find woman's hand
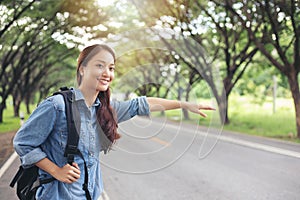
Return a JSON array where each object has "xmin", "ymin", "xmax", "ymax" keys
[
  {"xmin": 36, "ymin": 158, "xmax": 81, "ymax": 184},
  {"xmin": 53, "ymin": 162, "xmax": 81, "ymax": 184},
  {"xmin": 182, "ymin": 102, "xmax": 215, "ymax": 117}
]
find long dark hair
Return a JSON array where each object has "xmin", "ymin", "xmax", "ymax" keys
[{"xmin": 77, "ymin": 44, "xmax": 120, "ymax": 143}]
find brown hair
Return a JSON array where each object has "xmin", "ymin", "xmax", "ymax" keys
[{"xmin": 77, "ymin": 44, "xmax": 120, "ymax": 143}]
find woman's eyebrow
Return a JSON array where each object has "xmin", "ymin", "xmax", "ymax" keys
[
  {"xmin": 95, "ymin": 59, "xmax": 115, "ymax": 65},
  {"xmin": 95, "ymin": 59, "xmax": 106, "ymax": 63}
]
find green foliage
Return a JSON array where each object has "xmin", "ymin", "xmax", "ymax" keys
[
  {"xmin": 192, "ymin": 81, "xmax": 213, "ymax": 99},
  {"xmin": 233, "ymin": 54, "xmax": 291, "ymax": 100}
]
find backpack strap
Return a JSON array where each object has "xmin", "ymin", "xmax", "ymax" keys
[
  {"xmin": 54, "ymin": 87, "xmax": 92, "ymax": 200},
  {"xmin": 54, "ymin": 88, "xmax": 80, "ymax": 164},
  {"xmin": 9, "ymin": 166, "xmax": 25, "ymax": 188}
]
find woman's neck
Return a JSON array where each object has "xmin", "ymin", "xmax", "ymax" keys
[{"xmin": 78, "ymin": 86, "xmax": 98, "ymax": 107}]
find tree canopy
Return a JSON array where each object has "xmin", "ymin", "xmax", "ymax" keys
[{"xmin": 0, "ymin": 0, "xmax": 299, "ymax": 138}]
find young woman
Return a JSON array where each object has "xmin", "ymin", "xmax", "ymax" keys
[{"xmin": 13, "ymin": 44, "xmax": 215, "ymax": 200}]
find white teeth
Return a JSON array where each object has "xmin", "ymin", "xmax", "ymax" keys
[
  {"xmin": 97, "ymin": 77, "xmax": 109, "ymax": 82},
  {"xmin": 98, "ymin": 79, "xmax": 109, "ymax": 85}
]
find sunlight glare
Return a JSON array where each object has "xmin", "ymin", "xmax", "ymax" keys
[{"xmin": 97, "ymin": 0, "xmax": 115, "ymax": 7}]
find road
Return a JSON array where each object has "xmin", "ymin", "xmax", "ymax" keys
[
  {"xmin": 101, "ymin": 117, "xmax": 300, "ymax": 200},
  {"xmin": 1, "ymin": 116, "xmax": 300, "ymax": 200}
]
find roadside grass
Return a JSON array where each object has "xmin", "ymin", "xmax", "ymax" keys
[
  {"xmin": 226, "ymin": 95, "xmax": 296, "ymax": 141},
  {"xmin": 0, "ymin": 95, "xmax": 298, "ymax": 143},
  {"xmin": 152, "ymin": 95, "xmax": 299, "ymax": 143},
  {"xmin": 0, "ymin": 115, "xmax": 20, "ymax": 133},
  {"xmin": 0, "ymin": 102, "xmax": 32, "ymax": 134}
]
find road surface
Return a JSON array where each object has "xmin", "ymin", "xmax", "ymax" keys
[{"xmin": 1, "ymin": 116, "xmax": 300, "ymax": 200}]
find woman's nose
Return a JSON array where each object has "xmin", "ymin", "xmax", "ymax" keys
[{"xmin": 102, "ymin": 66, "xmax": 110, "ymax": 76}]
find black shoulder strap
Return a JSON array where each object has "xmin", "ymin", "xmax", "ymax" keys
[
  {"xmin": 54, "ymin": 87, "xmax": 91, "ymax": 200},
  {"xmin": 54, "ymin": 87, "xmax": 79, "ymax": 164}
]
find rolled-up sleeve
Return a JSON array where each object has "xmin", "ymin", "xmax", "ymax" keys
[
  {"xmin": 111, "ymin": 96, "xmax": 150, "ymax": 123},
  {"xmin": 13, "ymin": 99, "xmax": 57, "ymax": 168}
]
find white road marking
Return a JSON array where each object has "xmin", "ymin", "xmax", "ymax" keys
[
  {"xmin": 98, "ymin": 190, "xmax": 110, "ymax": 200},
  {"xmin": 0, "ymin": 151, "xmax": 18, "ymax": 179},
  {"xmin": 142, "ymin": 117, "xmax": 300, "ymax": 159},
  {"xmin": 102, "ymin": 190, "xmax": 110, "ymax": 200},
  {"xmin": 2, "ymin": 117, "xmax": 299, "ymax": 200},
  {"xmin": 217, "ymin": 135, "xmax": 300, "ymax": 159},
  {"xmin": 1, "ymin": 151, "xmax": 111, "ymax": 200}
]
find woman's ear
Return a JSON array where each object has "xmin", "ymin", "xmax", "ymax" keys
[{"xmin": 79, "ymin": 65, "xmax": 84, "ymax": 76}]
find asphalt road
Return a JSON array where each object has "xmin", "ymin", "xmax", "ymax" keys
[
  {"xmin": 101, "ymin": 117, "xmax": 300, "ymax": 200},
  {"xmin": 1, "ymin": 116, "xmax": 300, "ymax": 200}
]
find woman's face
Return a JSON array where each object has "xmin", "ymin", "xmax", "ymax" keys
[{"xmin": 79, "ymin": 50, "xmax": 115, "ymax": 92}]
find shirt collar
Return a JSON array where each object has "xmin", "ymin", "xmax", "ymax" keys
[{"xmin": 72, "ymin": 88, "xmax": 101, "ymax": 107}]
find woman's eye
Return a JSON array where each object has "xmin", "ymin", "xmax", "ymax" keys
[
  {"xmin": 97, "ymin": 64, "xmax": 104, "ymax": 68},
  {"xmin": 109, "ymin": 67, "xmax": 115, "ymax": 72}
]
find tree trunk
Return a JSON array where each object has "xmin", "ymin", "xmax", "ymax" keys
[
  {"xmin": 224, "ymin": 93, "xmax": 230, "ymax": 125},
  {"xmin": 183, "ymin": 84, "xmax": 191, "ymax": 120},
  {"xmin": 26, "ymin": 102, "xmax": 31, "ymax": 115},
  {"xmin": 13, "ymin": 93, "xmax": 22, "ymax": 117},
  {"xmin": 287, "ymin": 71, "xmax": 300, "ymax": 138},
  {"xmin": 0, "ymin": 101, "xmax": 6, "ymax": 123},
  {"xmin": 208, "ymin": 78, "xmax": 229, "ymax": 125},
  {"xmin": 182, "ymin": 108, "xmax": 189, "ymax": 120},
  {"xmin": 215, "ymin": 91, "xmax": 229, "ymax": 125},
  {"xmin": 14, "ymin": 99, "xmax": 21, "ymax": 117},
  {"xmin": 219, "ymin": 101, "xmax": 229, "ymax": 125},
  {"xmin": 25, "ymin": 95, "xmax": 31, "ymax": 114}
]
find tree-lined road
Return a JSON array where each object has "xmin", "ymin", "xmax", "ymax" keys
[
  {"xmin": 1, "ymin": 117, "xmax": 300, "ymax": 200},
  {"xmin": 101, "ymin": 117, "xmax": 300, "ymax": 200}
]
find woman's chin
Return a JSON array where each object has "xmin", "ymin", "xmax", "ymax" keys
[{"xmin": 96, "ymin": 85, "xmax": 109, "ymax": 92}]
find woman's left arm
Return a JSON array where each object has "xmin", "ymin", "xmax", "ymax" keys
[{"xmin": 146, "ymin": 97, "xmax": 215, "ymax": 117}]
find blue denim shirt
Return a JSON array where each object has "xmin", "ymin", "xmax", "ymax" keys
[{"xmin": 13, "ymin": 88, "xmax": 150, "ymax": 200}]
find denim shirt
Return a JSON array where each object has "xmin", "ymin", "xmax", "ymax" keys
[{"xmin": 13, "ymin": 88, "xmax": 150, "ymax": 200}]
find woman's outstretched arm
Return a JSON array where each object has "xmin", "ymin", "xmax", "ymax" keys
[{"xmin": 146, "ymin": 97, "xmax": 215, "ymax": 117}]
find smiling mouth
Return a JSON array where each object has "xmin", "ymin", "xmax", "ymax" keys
[{"xmin": 97, "ymin": 78, "xmax": 110, "ymax": 85}]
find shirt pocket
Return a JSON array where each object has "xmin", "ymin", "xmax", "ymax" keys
[
  {"xmin": 58, "ymin": 130, "xmax": 68, "ymax": 151},
  {"xmin": 55, "ymin": 109, "xmax": 68, "ymax": 151}
]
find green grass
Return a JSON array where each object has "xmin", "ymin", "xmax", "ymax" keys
[
  {"xmin": 226, "ymin": 95, "xmax": 296, "ymax": 140},
  {"xmin": 152, "ymin": 95, "xmax": 299, "ymax": 143},
  {"xmin": 225, "ymin": 112, "xmax": 295, "ymax": 136},
  {"xmin": 0, "ymin": 102, "xmax": 32, "ymax": 134},
  {"xmin": 0, "ymin": 115, "xmax": 21, "ymax": 133}
]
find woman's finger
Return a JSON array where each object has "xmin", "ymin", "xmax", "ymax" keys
[
  {"xmin": 199, "ymin": 111, "xmax": 207, "ymax": 117},
  {"xmin": 199, "ymin": 104, "xmax": 216, "ymax": 110}
]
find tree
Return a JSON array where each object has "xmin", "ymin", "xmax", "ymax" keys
[
  {"xmin": 221, "ymin": 0, "xmax": 300, "ymax": 138},
  {"xmin": 0, "ymin": 0, "xmax": 72, "ymax": 121},
  {"xmin": 115, "ymin": 47, "xmax": 179, "ymax": 99},
  {"xmin": 194, "ymin": 1, "xmax": 259, "ymax": 124},
  {"xmin": 0, "ymin": 0, "xmax": 37, "ymax": 38},
  {"xmin": 0, "ymin": 0, "xmax": 112, "ymax": 121},
  {"xmin": 129, "ymin": 0, "xmax": 260, "ymax": 124}
]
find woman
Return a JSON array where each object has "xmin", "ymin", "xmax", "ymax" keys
[{"xmin": 13, "ymin": 44, "xmax": 215, "ymax": 200}]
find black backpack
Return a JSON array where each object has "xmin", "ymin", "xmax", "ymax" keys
[{"xmin": 10, "ymin": 87, "xmax": 92, "ymax": 200}]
